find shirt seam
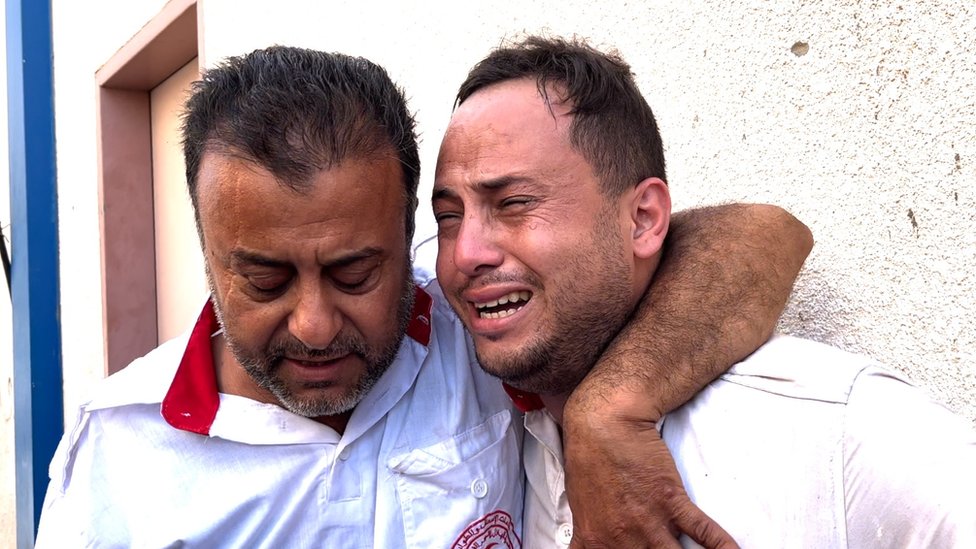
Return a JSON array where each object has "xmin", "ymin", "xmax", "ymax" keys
[{"xmin": 840, "ymin": 364, "xmax": 874, "ymax": 546}]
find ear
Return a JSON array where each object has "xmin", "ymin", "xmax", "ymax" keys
[{"xmin": 629, "ymin": 177, "xmax": 671, "ymax": 259}]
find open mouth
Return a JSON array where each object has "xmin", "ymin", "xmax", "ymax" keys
[{"xmin": 474, "ymin": 291, "xmax": 532, "ymax": 319}]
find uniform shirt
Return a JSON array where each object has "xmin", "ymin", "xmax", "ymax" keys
[
  {"xmin": 518, "ymin": 335, "xmax": 976, "ymax": 548},
  {"xmin": 36, "ymin": 281, "xmax": 525, "ymax": 549}
]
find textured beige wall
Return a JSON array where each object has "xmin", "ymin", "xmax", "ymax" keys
[{"xmin": 201, "ymin": 0, "xmax": 976, "ymax": 424}]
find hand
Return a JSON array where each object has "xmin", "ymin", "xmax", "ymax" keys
[{"xmin": 562, "ymin": 390, "xmax": 739, "ymax": 549}]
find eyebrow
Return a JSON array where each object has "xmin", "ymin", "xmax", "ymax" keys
[
  {"xmin": 230, "ymin": 250, "xmax": 287, "ymax": 269},
  {"xmin": 230, "ymin": 247, "xmax": 384, "ymax": 269},
  {"xmin": 432, "ymin": 175, "xmax": 530, "ymax": 202}
]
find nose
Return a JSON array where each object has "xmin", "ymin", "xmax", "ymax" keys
[
  {"xmin": 288, "ymin": 282, "xmax": 342, "ymax": 350},
  {"xmin": 452, "ymin": 214, "xmax": 504, "ymax": 277}
]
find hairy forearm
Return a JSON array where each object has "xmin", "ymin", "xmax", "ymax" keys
[{"xmin": 568, "ymin": 203, "xmax": 813, "ymax": 420}]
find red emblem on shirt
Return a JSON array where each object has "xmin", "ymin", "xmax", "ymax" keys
[{"xmin": 451, "ymin": 510, "xmax": 522, "ymax": 549}]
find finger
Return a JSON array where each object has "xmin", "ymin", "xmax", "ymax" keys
[
  {"xmin": 570, "ymin": 525, "xmax": 687, "ymax": 549},
  {"xmin": 646, "ymin": 532, "xmax": 683, "ymax": 549},
  {"xmin": 569, "ymin": 533, "xmax": 683, "ymax": 549},
  {"xmin": 672, "ymin": 503, "xmax": 739, "ymax": 549}
]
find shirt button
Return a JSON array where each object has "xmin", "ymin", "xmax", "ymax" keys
[
  {"xmin": 338, "ymin": 447, "xmax": 351, "ymax": 461},
  {"xmin": 470, "ymin": 478, "xmax": 489, "ymax": 499},
  {"xmin": 557, "ymin": 523, "xmax": 573, "ymax": 545}
]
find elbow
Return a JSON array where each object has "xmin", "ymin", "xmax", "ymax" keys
[{"xmin": 750, "ymin": 203, "xmax": 814, "ymax": 266}]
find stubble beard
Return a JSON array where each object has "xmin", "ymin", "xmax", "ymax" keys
[{"xmin": 212, "ymin": 268, "xmax": 416, "ymax": 419}]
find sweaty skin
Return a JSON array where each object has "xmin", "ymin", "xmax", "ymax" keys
[{"xmin": 197, "ymin": 151, "xmax": 413, "ymax": 435}]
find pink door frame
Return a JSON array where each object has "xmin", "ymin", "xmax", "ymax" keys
[{"xmin": 95, "ymin": 0, "xmax": 201, "ymax": 374}]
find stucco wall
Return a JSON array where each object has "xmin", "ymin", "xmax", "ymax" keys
[{"xmin": 199, "ymin": 0, "xmax": 976, "ymax": 423}]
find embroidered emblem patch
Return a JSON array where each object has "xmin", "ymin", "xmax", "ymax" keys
[{"xmin": 451, "ymin": 509, "xmax": 522, "ymax": 549}]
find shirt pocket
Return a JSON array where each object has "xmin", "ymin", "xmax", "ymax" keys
[{"xmin": 387, "ymin": 409, "xmax": 523, "ymax": 548}]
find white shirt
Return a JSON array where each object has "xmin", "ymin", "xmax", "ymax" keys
[
  {"xmin": 36, "ymin": 280, "xmax": 525, "ymax": 549},
  {"xmin": 519, "ymin": 335, "xmax": 976, "ymax": 548}
]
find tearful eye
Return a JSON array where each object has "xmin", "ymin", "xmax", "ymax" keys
[
  {"xmin": 500, "ymin": 196, "xmax": 534, "ymax": 208},
  {"xmin": 434, "ymin": 210, "xmax": 462, "ymax": 226}
]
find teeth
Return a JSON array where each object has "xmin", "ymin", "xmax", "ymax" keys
[
  {"xmin": 475, "ymin": 291, "xmax": 532, "ymax": 319},
  {"xmin": 482, "ymin": 307, "xmax": 521, "ymax": 319},
  {"xmin": 475, "ymin": 291, "xmax": 531, "ymax": 310}
]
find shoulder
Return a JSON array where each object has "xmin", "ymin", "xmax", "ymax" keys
[
  {"xmin": 703, "ymin": 336, "xmax": 976, "ymax": 545},
  {"xmin": 83, "ymin": 333, "xmax": 190, "ymax": 411},
  {"xmin": 664, "ymin": 336, "xmax": 976, "ymax": 546},
  {"xmin": 714, "ymin": 334, "xmax": 889, "ymax": 404},
  {"xmin": 842, "ymin": 363, "xmax": 976, "ymax": 545}
]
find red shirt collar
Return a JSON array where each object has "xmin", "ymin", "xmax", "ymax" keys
[
  {"xmin": 502, "ymin": 383, "xmax": 545, "ymax": 412},
  {"xmin": 161, "ymin": 286, "xmax": 434, "ymax": 435}
]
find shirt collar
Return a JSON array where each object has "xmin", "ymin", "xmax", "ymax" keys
[
  {"xmin": 161, "ymin": 286, "xmax": 434, "ymax": 436},
  {"xmin": 503, "ymin": 383, "xmax": 545, "ymax": 412}
]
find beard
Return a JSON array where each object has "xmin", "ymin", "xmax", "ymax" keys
[{"xmin": 213, "ymin": 267, "xmax": 416, "ymax": 418}]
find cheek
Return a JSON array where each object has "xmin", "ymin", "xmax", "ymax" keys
[
  {"xmin": 508, "ymin": 230, "xmax": 558, "ymax": 272},
  {"xmin": 435, "ymin": 242, "xmax": 457, "ymax": 283},
  {"xmin": 347, "ymin": 268, "xmax": 409, "ymax": 341},
  {"xmin": 214, "ymin": 281, "xmax": 286, "ymax": 350},
  {"xmin": 223, "ymin": 306, "xmax": 282, "ymax": 353}
]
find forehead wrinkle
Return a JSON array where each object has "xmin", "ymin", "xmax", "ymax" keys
[
  {"xmin": 437, "ymin": 80, "xmax": 583, "ymax": 202},
  {"xmin": 198, "ymin": 152, "xmax": 252, "ymax": 253}
]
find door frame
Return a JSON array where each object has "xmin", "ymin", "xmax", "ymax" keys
[{"xmin": 96, "ymin": 0, "xmax": 202, "ymax": 374}]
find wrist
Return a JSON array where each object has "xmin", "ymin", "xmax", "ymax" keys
[{"xmin": 564, "ymin": 376, "xmax": 665, "ymax": 429}]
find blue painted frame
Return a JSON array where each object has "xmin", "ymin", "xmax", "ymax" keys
[{"xmin": 6, "ymin": 0, "xmax": 64, "ymax": 541}]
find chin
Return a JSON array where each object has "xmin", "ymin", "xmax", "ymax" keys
[
  {"xmin": 476, "ymin": 353, "xmax": 543, "ymax": 389},
  {"xmin": 282, "ymin": 391, "xmax": 358, "ymax": 418}
]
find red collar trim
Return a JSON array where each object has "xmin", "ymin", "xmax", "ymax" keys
[
  {"xmin": 161, "ymin": 286, "xmax": 434, "ymax": 435},
  {"xmin": 502, "ymin": 383, "xmax": 545, "ymax": 412},
  {"xmin": 405, "ymin": 285, "xmax": 432, "ymax": 346},
  {"xmin": 161, "ymin": 300, "xmax": 221, "ymax": 435}
]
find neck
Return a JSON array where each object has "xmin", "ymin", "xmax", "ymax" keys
[
  {"xmin": 315, "ymin": 411, "xmax": 352, "ymax": 435},
  {"xmin": 539, "ymin": 392, "xmax": 573, "ymax": 425}
]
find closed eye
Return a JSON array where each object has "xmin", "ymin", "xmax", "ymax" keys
[
  {"xmin": 333, "ymin": 272, "xmax": 372, "ymax": 292},
  {"xmin": 434, "ymin": 210, "xmax": 462, "ymax": 225},
  {"xmin": 500, "ymin": 195, "xmax": 534, "ymax": 207},
  {"xmin": 498, "ymin": 195, "xmax": 539, "ymax": 215},
  {"xmin": 329, "ymin": 260, "xmax": 382, "ymax": 294},
  {"xmin": 246, "ymin": 273, "xmax": 291, "ymax": 297}
]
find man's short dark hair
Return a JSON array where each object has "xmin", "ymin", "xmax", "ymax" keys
[
  {"xmin": 182, "ymin": 45, "xmax": 421, "ymax": 241},
  {"xmin": 456, "ymin": 36, "xmax": 665, "ymax": 196}
]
